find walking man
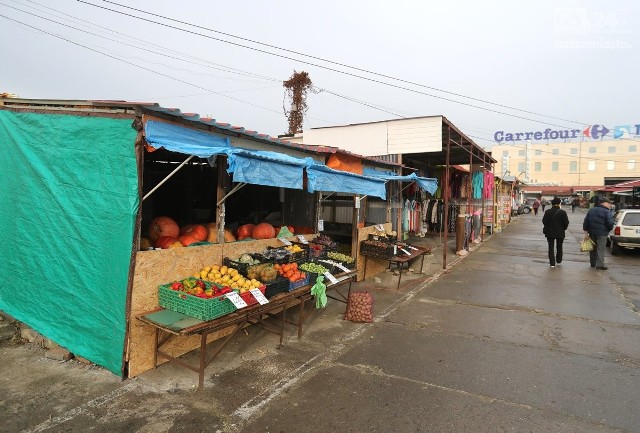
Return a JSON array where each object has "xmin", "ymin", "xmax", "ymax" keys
[
  {"xmin": 583, "ymin": 197, "xmax": 614, "ymax": 270},
  {"xmin": 542, "ymin": 197, "xmax": 569, "ymax": 268},
  {"xmin": 571, "ymin": 197, "xmax": 580, "ymax": 213}
]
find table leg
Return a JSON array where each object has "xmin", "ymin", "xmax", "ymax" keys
[
  {"xmin": 279, "ymin": 307, "xmax": 286, "ymax": 347},
  {"xmin": 298, "ymin": 298, "xmax": 306, "ymax": 339},
  {"xmin": 420, "ymin": 253, "xmax": 425, "ymax": 274},
  {"xmin": 363, "ymin": 256, "xmax": 368, "ymax": 281},
  {"xmin": 199, "ymin": 333, "xmax": 207, "ymax": 390},
  {"xmin": 397, "ymin": 264, "xmax": 402, "ymax": 290},
  {"xmin": 153, "ymin": 328, "xmax": 159, "ymax": 368}
]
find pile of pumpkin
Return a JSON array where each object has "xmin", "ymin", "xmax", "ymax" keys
[{"xmin": 141, "ymin": 216, "xmax": 283, "ymax": 250}]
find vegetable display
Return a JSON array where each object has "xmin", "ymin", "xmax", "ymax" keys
[
  {"xmin": 299, "ymin": 262, "xmax": 329, "ymax": 275},
  {"xmin": 327, "ymin": 252, "xmax": 354, "ymax": 264}
]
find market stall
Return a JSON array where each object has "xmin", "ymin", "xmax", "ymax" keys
[{"xmin": 0, "ymin": 98, "xmax": 393, "ymax": 379}]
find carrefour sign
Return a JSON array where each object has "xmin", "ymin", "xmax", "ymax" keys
[{"xmin": 493, "ymin": 124, "xmax": 640, "ymax": 143}]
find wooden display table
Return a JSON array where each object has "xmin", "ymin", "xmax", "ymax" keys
[
  {"xmin": 137, "ymin": 270, "xmax": 357, "ymax": 389},
  {"xmin": 361, "ymin": 246, "xmax": 429, "ymax": 289}
]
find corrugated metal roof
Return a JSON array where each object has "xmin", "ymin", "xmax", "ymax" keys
[{"xmin": 0, "ymin": 97, "xmax": 398, "ymax": 169}]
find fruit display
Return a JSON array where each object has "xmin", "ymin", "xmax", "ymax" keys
[
  {"xmin": 169, "ymin": 277, "xmax": 232, "ymax": 299},
  {"xmin": 246, "ymin": 263, "xmax": 278, "ymax": 283},
  {"xmin": 284, "ymin": 244, "xmax": 304, "ymax": 253},
  {"xmin": 327, "ymin": 252, "xmax": 355, "ymax": 264},
  {"xmin": 311, "ymin": 234, "xmax": 336, "ymax": 247},
  {"xmin": 205, "ymin": 223, "xmax": 236, "ymax": 243},
  {"xmin": 179, "ymin": 224, "xmax": 208, "ymax": 242},
  {"xmin": 261, "ymin": 247, "xmax": 291, "ymax": 263},
  {"xmin": 235, "ymin": 224, "xmax": 255, "ymax": 240},
  {"xmin": 299, "ymin": 262, "xmax": 329, "ymax": 276},
  {"xmin": 197, "ymin": 265, "xmax": 263, "ymax": 293},
  {"xmin": 274, "ymin": 262, "xmax": 306, "ymax": 283}
]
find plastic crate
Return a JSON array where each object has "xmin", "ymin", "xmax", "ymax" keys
[
  {"xmin": 264, "ymin": 276, "xmax": 290, "ymax": 298},
  {"xmin": 308, "ymin": 242, "xmax": 337, "ymax": 258},
  {"xmin": 158, "ymin": 284, "xmax": 237, "ymax": 321},
  {"xmin": 286, "ymin": 242, "xmax": 309, "ymax": 262},
  {"xmin": 262, "ymin": 247, "xmax": 293, "ymax": 264},
  {"xmin": 223, "ymin": 254, "xmax": 264, "ymax": 276},
  {"xmin": 239, "ymin": 285, "xmax": 266, "ymax": 307},
  {"xmin": 360, "ymin": 240, "xmax": 395, "ymax": 259},
  {"xmin": 287, "ymin": 273, "xmax": 310, "ymax": 291}
]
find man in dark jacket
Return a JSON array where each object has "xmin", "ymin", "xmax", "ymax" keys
[
  {"xmin": 583, "ymin": 197, "xmax": 615, "ymax": 270},
  {"xmin": 542, "ymin": 197, "xmax": 570, "ymax": 267}
]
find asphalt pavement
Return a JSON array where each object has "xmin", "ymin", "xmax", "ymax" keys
[{"xmin": 2, "ymin": 207, "xmax": 639, "ymax": 433}]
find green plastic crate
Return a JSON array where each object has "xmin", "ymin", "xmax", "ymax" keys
[{"xmin": 158, "ymin": 284, "xmax": 237, "ymax": 321}]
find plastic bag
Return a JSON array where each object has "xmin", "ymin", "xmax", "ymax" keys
[{"xmin": 580, "ymin": 234, "xmax": 595, "ymax": 252}]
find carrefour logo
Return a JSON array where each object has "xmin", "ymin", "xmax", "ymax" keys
[{"xmin": 493, "ymin": 124, "xmax": 640, "ymax": 143}]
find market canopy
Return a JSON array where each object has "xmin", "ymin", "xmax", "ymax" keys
[
  {"xmin": 362, "ymin": 168, "xmax": 438, "ymax": 194},
  {"xmin": 145, "ymin": 119, "xmax": 231, "ymax": 157},
  {"xmin": 307, "ymin": 164, "xmax": 387, "ymax": 199},
  {"xmin": 227, "ymin": 150, "xmax": 313, "ymax": 189},
  {"xmin": 144, "ymin": 119, "xmax": 387, "ymax": 197}
]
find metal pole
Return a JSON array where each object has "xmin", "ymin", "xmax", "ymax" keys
[
  {"xmin": 443, "ymin": 127, "xmax": 451, "ymax": 270},
  {"xmin": 142, "ymin": 155, "xmax": 194, "ymax": 201}
]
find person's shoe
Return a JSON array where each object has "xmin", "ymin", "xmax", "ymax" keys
[
  {"xmin": 596, "ymin": 266, "xmax": 608, "ymax": 270},
  {"xmin": 591, "ymin": 264, "xmax": 596, "ymax": 268},
  {"xmin": 550, "ymin": 265, "xmax": 555, "ymax": 268}
]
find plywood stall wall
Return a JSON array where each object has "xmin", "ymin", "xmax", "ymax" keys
[
  {"xmin": 355, "ymin": 223, "xmax": 392, "ymax": 282},
  {"xmin": 127, "ymin": 238, "xmax": 286, "ymax": 377}
]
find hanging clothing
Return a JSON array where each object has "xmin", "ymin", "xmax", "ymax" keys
[{"xmin": 472, "ymin": 171, "xmax": 484, "ymax": 199}]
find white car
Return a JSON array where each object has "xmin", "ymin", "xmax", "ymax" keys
[{"xmin": 609, "ymin": 209, "xmax": 640, "ymax": 255}]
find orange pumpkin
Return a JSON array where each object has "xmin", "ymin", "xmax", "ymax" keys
[
  {"xmin": 148, "ymin": 216, "xmax": 179, "ymax": 242},
  {"xmin": 180, "ymin": 224, "xmax": 208, "ymax": 242},
  {"xmin": 205, "ymin": 223, "xmax": 236, "ymax": 243},
  {"xmin": 178, "ymin": 234, "xmax": 200, "ymax": 247},
  {"xmin": 252, "ymin": 223, "xmax": 275, "ymax": 239},
  {"xmin": 155, "ymin": 236, "xmax": 179, "ymax": 249},
  {"xmin": 236, "ymin": 224, "xmax": 255, "ymax": 240}
]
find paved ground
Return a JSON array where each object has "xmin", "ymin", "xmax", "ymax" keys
[{"xmin": 2, "ymin": 207, "xmax": 639, "ymax": 433}]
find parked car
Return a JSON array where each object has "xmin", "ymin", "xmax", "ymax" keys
[{"xmin": 609, "ymin": 209, "xmax": 640, "ymax": 255}]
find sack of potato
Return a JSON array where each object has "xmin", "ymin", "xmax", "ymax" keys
[{"xmin": 344, "ymin": 291, "xmax": 373, "ymax": 323}]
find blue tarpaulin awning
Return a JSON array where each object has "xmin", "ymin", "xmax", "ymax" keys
[
  {"xmin": 307, "ymin": 164, "xmax": 387, "ymax": 199},
  {"xmin": 363, "ymin": 168, "xmax": 438, "ymax": 195},
  {"xmin": 227, "ymin": 150, "xmax": 312, "ymax": 189},
  {"xmin": 144, "ymin": 120, "xmax": 388, "ymax": 197}
]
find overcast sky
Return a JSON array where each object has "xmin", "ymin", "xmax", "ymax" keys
[{"xmin": 1, "ymin": 0, "xmax": 637, "ymax": 149}]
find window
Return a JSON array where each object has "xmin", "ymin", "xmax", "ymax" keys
[
  {"xmin": 608, "ymin": 146, "xmax": 616, "ymax": 154},
  {"xmin": 589, "ymin": 147, "xmax": 596, "ymax": 153},
  {"xmin": 628, "ymin": 160, "xmax": 636, "ymax": 170},
  {"xmin": 502, "ymin": 150, "xmax": 509, "ymax": 157},
  {"xmin": 518, "ymin": 150, "xmax": 525, "ymax": 156},
  {"xmin": 629, "ymin": 145, "xmax": 637, "ymax": 152},
  {"xmin": 569, "ymin": 161, "xmax": 577, "ymax": 172},
  {"xmin": 570, "ymin": 148, "xmax": 578, "ymax": 155},
  {"xmin": 588, "ymin": 160, "xmax": 596, "ymax": 171},
  {"xmin": 517, "ymin": 162, "xmax": 525, "ymax": 173},
  {"xmin": 552, "ymin": 148, "xmax": 559, "ymax": 155},
  {"xmin": 607, "ymin": 160, "xmax": 615, "ymax": 170},
  {"xmin": 535, "ymin": 162, "xmax": 541, "ymax": 172},
  {"xmin": 551, "ymin": 162, "xmax": 559, "ymax": 172},
  {"xmin": 535, "ymin": 149, "xmax": 542, "ymax": 156}
]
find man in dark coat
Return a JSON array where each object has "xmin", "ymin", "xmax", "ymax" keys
[
  {"xmin": 583, "ymin": 197, "xmax": 615, "ymax": 270},
  {"xmin": 542, "ymin": 197, "xmax": 570, "ymax": 267}
]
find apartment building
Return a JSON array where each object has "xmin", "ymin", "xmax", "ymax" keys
[{"xmin": 491, "ymin": 139, "xmax": 639, "ymax": 186}]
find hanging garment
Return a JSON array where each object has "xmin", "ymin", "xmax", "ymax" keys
[
  {"xmin": 472, "ymin": 171, "xmax": 484, "ymax": 199},
  {"xmin": 483, "ymin": 172, "xmax": 495, "ymax": 199}
]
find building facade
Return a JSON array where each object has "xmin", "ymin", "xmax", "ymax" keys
[{"xmin": 491, "ymin": 139, "xmax": 639, "ymax": 186}]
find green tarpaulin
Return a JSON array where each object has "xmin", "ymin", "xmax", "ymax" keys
[{"xmin": 0, "ymin": 110, "xmax": 138, "ymax": 375}]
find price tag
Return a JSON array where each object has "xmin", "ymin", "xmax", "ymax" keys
[
  {"xmin": 400, "ymin": 248, "xmax": 411, "ymax": 256},
  {"xmin": 297, "ymin": 235, "xmax": 308, "ymax": 244},
  {"xmin": 375, "ymin": 224, "xmax": 384, "ymax": 231},
  {"xmin": 323, "ymin": 271, "xmax": 339, "ymax": 285},
  {"xmin": 225, "ymin": 291, "xmax": 248, "ymax": 309},
  {"xmin": 335, "ymin": 262, "xmax": 349, "ymax": 273},
  {"xmin": 318, "ymin": 219, "xmax": 324, "ymax": 231},
  {"xmin": 407, "ymin": 245, "xmax": 419, "ymax": 251},
  {"xmin": 249, "ymin": 289, "xmax": 269, "ymax": 305},
  {"xmin": 393, "ymin": 245, "xmax": 398, "ymax": 256},
  {"xmin": 278, "ymin": 237, "xmax": 292, "ymax": 246}
]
